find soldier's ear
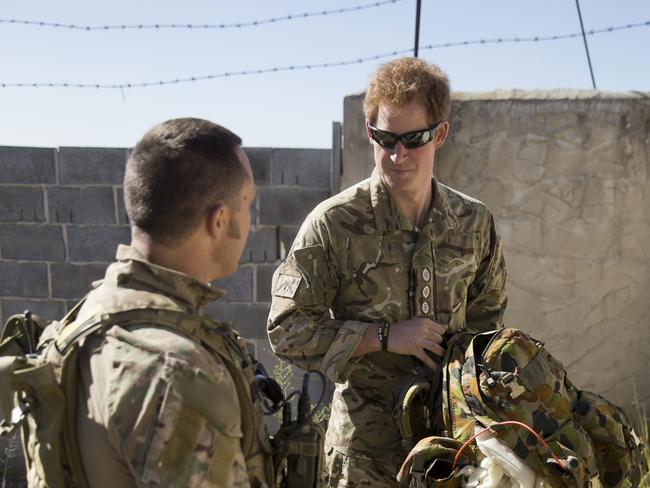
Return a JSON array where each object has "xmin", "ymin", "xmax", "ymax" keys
[
  {"xmin": 365, "ymin": 120, "xmax": 373, "ymax": 142},
  {"xmin": 207, "ymin": 203, "xmax": 228, "ymax": 240},
  {"xmin": 434, "ymin": 121, "xmax": 449, "ymax": 149}
]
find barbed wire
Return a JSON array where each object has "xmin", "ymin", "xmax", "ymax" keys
[
  {"xmin": 1, "ymin": 20, "xmax": 648, "ymax": 90},
  {"xmin": 0, "ymin": 0, "xmax": 404, "ymax": 31}
]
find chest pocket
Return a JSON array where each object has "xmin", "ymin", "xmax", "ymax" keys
[
  {"xmin": 337, "ymin": 234, "xmax": 408, "ymax": 322},
  {"xmin": 434, "ymin": 232, "xmax": 479, "ymax": 330}
]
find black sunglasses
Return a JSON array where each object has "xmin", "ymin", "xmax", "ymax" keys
[{"xmin": 367, "ymin": 121, "xmax": 443, "ymax": 150}]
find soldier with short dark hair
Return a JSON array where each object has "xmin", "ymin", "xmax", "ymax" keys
[
  {"xmin": 72, "ymin": 118, "xmax": 274, "ymax": 487},
  {"xmin": 267, "ymin": 57, "xmax": 508, "ymax": 486}
]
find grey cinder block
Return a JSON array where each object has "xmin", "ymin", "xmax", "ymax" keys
[
  {"xmin": 244, "ymin": 147, "xmax": 272, "ymax": 185},
  {"xmin": 258, "ymin": 187, "xmax": 329, "ymax": 226},
  {"xmin": 0, "ymin": 261, "xmax": 48, "ymax": 297},
  {"xmin": 0, "ymin": 187, "xmax": 45, "ymax": 222},
  {"xmin": 58, "ymin": 147, "xmax": 128, "ymax": 185},
  {"xmin": 272, "ymin": 148, "xmax": 331, "ymax": 188},
  {"xmin": 240, "ymin": 226, "xmax": 277, "ymax": 263},
  {"xmin": 51, "ymin": 263, "xmax": 106, "ymax": 299},
  {"xmin": 1, "ymin": 298, "xmax": 67, "ymax": 323},
  {"xmin": 256, "ymin": 263, "xmax": 278, "ymax": 303},
  {"xmin": 249, "ymin": 201, "xmax": 259, "ymax": 227},
  {"xmin": 204, "ymin": 301, "xmax": 271, "ymax": 339},
  {"xmin": 0, "ymin": 224, "xmax": 65, "ymax": 261},
  {"xmin": 67, "ymin": 226, "xmax": 130, "ymax": 262},
  {"xmin": 212, "ymin": 266, "xmax": 254, "ymax": 302},
  {"xmin": 0, "ymin": 146, "xmax": 56, "ymax": 184},
  {"xmin": 48, "ymin": 187, "xmax": 116, "ymax": 224}
]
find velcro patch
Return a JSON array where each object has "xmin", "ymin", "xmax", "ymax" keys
[{"xmin": 274, "ymin": 274, "xmax": 302, "ymax": 298}]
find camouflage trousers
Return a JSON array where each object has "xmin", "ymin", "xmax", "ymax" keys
[{"xmin": 323, "ymin": 444, "xmax": 405, "ymax": 487}]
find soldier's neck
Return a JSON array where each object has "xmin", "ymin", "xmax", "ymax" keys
[
  {"xmin": 388, "ymin": 184, "xmax": 432, "ymax": 230},
  {"xmin": 130, "ymin": 229, "xmax": 215, "ymax": 285}
]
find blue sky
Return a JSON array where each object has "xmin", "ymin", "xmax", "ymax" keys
[{"xmin": 1, "ymin": 0, "xmax": 648, "ymax": 149}]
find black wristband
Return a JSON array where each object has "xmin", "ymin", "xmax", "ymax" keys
[{"xmin": 377, "ymin": 323, "xmax": 390, "ymax": 352}]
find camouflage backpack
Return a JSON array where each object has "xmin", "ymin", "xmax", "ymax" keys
[
  {"xmin": 399, "ymin": 328, "xmax": 647, "ymax": 487},
  {"xmin": 0, "ymin": 308, "xmax": 77, "ymax": 488}
]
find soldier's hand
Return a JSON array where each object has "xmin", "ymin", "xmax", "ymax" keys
[{"xmin": 388, "ymin": 318, "xmax": 446, "ymax": 371}]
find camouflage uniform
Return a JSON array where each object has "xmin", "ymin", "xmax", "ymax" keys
[
  {"xmin": 268, "ymin": 171, "xmax": 507, "ymax": 486},
  {"xmin": 75, "ymin": 245, "xmax": 273, "ymax": 487}
]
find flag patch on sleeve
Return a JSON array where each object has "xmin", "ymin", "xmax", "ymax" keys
[{"xmin": 274, "ymin": 274, "xmax": 302, "ymax": 298}]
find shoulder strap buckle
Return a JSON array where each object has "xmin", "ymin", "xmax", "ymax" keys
[{"xmin": 0, "ymin": 395, "xmax": 34, "ymax": 437}]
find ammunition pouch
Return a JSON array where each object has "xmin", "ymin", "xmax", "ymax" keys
[
  {"xmin": 272, "ymin": 370, "xmax": 326, "ymax": 488},
  {"xmin": 273, "ymin": 421, "xmax": 325, "ymax": 488}
]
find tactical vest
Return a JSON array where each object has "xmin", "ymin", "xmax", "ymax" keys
[
  {"xmin": 401, "ymin": 328, "xmax": 646, "ymax": 487},
  {"xmin": 0, "ymin": 286, "xmax": 274, "ymax": 487}
]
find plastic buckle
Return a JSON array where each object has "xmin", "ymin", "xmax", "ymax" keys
[{"xmin": 0, "ymin": 403, "xmax": 28, "ymax": 437}]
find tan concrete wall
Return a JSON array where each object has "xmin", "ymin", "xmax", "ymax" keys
[{"xmin": 341, "ymin": 90, "xmax": 650, "ymax": 413}]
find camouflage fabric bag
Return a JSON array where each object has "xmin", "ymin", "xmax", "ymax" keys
[
  {"xmin": 0, "ymin": 312, "xmax": 49, "ymax": 488},
  {"xmin": 402, "ymin": 328, "xmax": 647, "ymax": 487},
  {"xmin": 470, "ymin": 329, "xmax": 645, "ymax": 487},
  {"xmin": 0, "ymin": 304, "xmax": 89, "ymax": 488}
]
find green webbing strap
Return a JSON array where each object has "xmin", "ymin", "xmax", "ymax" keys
[
  {"xmin": 55, "ymin": 308, "xmax": 203, "ymax": 354},
  {"xmin": 61, "ymin": 347, "xmax": 88, "ymax": 488},
  {"xmin": 59, "ymin": 294, "xmax": 89, "ymax": 325}
]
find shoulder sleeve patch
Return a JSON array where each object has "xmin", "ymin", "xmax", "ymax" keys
[{"xmin": 273, "ymin": 273, "xmax": 302, "ymax": 298}]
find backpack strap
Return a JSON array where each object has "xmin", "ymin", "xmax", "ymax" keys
[
  {"xmin": 460, "ymin": 330, "xmax": 502, "ymax": 424},
  {"xmin": 59, "ymin": 346, "xmax": 89, "ymax": 488},
  {"xmin": 439, "ymin": 331, "xmax": 476, "ymax": 440},
  {"xmin": 55, "ymin": 308, "xmax": 203, "ymax": 354}
]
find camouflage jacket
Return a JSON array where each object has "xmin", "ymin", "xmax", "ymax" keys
[
  {"xmin": 268, "ymin": 171, "xmax": 507, "ymax": 459},
  {"xmin": 74, "ymin": 245, "xmax": 272, "ymax": 487}
]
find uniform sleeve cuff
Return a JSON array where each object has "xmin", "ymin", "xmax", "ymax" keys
[{"xmin": 320, "ymin": 320, "xmax": 369, "ymax": 383}]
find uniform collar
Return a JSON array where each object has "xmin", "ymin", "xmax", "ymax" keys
[
  {"xmin": 420, "ymin": 179, "xmax": 458, "ymax": 241},
  {"xmin": 370, "ymin": 169, "xmax": 413, "ymax": 233},
  {"xmin": 370, "ymin": 169, "xmax": 458, "ymax": 239},
  {"xmin": 103, "ymin": 244, "xmax": 225, "ymax": 312}
]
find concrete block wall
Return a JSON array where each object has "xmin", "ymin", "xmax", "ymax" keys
[
  {"xmin": 341, "ymin": 90, "xmax": 650, "ymax": 415},
  {"xmin": 0, "ymin": 145, "xmax": 333, "ymax": 375},
  {"xmin": 0, "ymin": 146, "xmax": 130, "ymax": 322}
]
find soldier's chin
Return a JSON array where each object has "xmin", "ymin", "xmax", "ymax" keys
[
  {"xmin": 215, "ymin": 260, "xmax": 239, "ymax": 282},
  {"xmin": 383, "ymin": 171, "xmax": 415, "ymax": 190}
]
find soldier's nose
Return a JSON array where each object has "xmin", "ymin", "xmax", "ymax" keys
[{"xmin": 390, "ymin": 142, "xmax": 408, "ymax": 164}]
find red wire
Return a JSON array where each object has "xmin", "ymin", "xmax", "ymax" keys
[{"xmin": 451, "ymin": 420, "xmax": 570, "ymax": 473}]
